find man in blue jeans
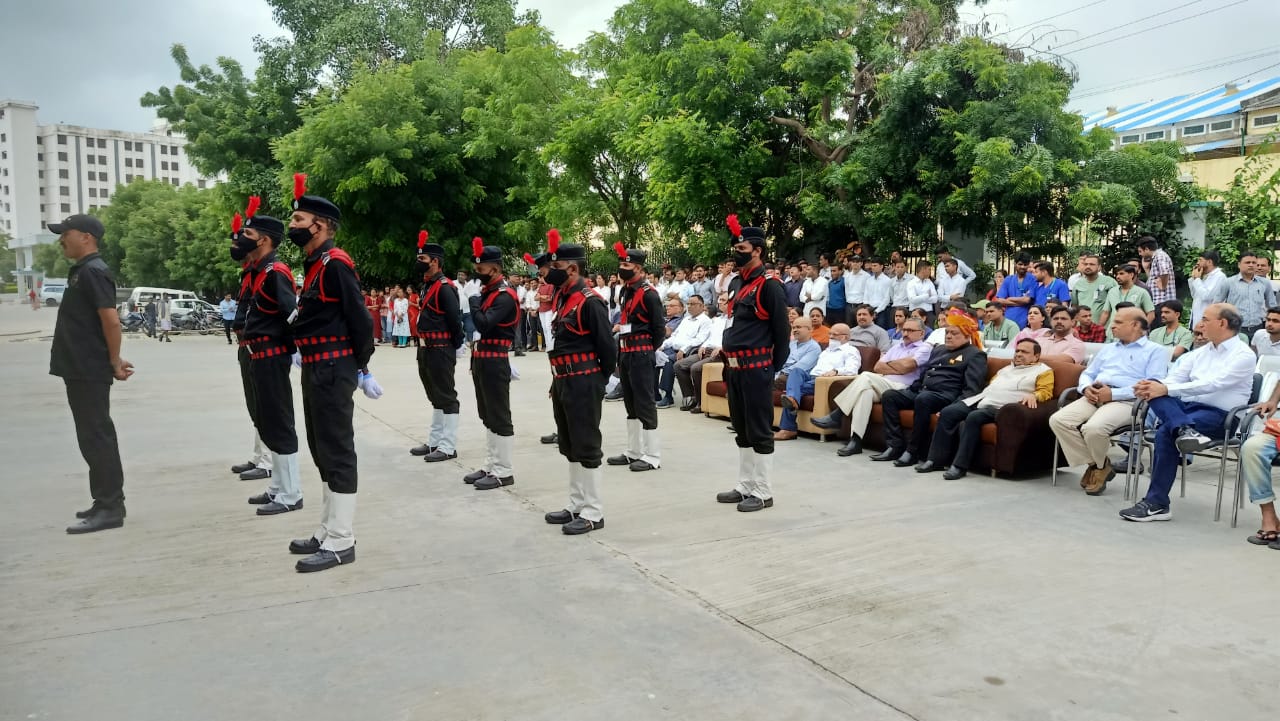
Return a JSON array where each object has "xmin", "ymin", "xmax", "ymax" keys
[
  {"xmin": 1123, "ymin": 303, "xmax": 1256, "ymax": 522},
  {"xmin": 1241, "ymin": 382, "xmax": 1280, "ymax": 547},
  {"xmin": 775, "ymin": 323, "xmax": 861, "ymax": 440}
]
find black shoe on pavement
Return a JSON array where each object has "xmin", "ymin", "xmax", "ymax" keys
[
  {"xmin": 474, "ymin": 475, "xmax": 514, "ymax": 490},
  {"xmin": 423, "ymin": 449, "xmax": 457, "ymax": 463},
  {"xmin": 562, "ymin": 517, "xmax": 603, "ymax": 535},
  {"xmin": 247, "ymin": 492, "xmax": 274, "ymax": 505},
  {"xmin": 607, "ymin": 454, "xmax": 634, "ymax": 466},
  {"xmin": 409, "ymin": 444, "xmax": 436, "ymax": 456},
  {"xmin": 66, "ymin": 508, "xmax": 125, "ymax": 534},
  {"xmin": 296, "ymin": 546, "xmax": 355, "ymax": 572},
  {"xmin": 515, "ymin": 350, "xmax": 526, "ymax": 357},
  {"xmin": 545, "ymin": 510, "xmax": 579, "ymax": 525},
  {"xmin": 689, "ymin": 405, "xmax": 703, "ymax": 414},
  {"xmin": 289, "ymin": 537, "xmax": 322, "ymax": 555},
  {"xmin": 463, "ymin": 469, "xmax": 490, "ymax": 484},
  {"xmin": 256, "ymin": 500, "xmax": 303, "ymax": 515},
  {"xmin": 75, "ymin": 502, "xmax": 124, "ymax": 519},
  {"xmin": 629, "ymin": 460, "xmax": 658, "ymax": 472},
  {"xmin": 1119, "ymin": 500, "xmax": 1172, "ymax": 522},
  {"xmin": 892, "ymin": 452, "xmax": 917, "ymax": 468},
  {"xmin": 716, "ymin": 489, "xmax": 746, "ymax": 504},
  {"xmin": 680, "ymin": 399, "xmax": 696, "ymax": 411},
  {"xmin": 231, "ymin": 462, "xmax": 256, "ymax": 474},
  {"xmin": 943, "ymin": 466, "xmax": 967, "ymax": 480},
  {"xmin": 239, "ymin": 467, "xmax": 271, "ymax": 481},
  {"xmin": 870, "ymin": 447, "xmax": 902, "ymax": 462},
  {"xmin": 836, "ymin": 436, "xmax": 862, "ymax": 457},
  {"xmin": 540, "ymin": 433, "xmax": 558, "ymax": 445},
  {"xmin": 604, "ymin": 389, "xmax": 624, "ymax": 402},
  {"xmin": 810, "ymin": 410, "xmax": 844, "ymax": 430},
  {"xmin": 914, "ymin": 460, "xmax": 943, "ymax": 473},
  {"xmin": 737, "ymin": 496, "xmax": 773, "ymax": 512}
]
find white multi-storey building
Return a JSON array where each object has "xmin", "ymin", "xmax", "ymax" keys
[{"xmin": 0, "ymin": 100, "xmax": 222, "ymax": 294}]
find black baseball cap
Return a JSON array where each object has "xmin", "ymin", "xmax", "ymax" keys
[{"xmin": 48, "ymin": 214, "xmax": 104, "ymax": 239}]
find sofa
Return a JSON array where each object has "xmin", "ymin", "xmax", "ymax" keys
[{"xmin": 699, "ymin": 346, "xmax": 882, "ymax": 440}]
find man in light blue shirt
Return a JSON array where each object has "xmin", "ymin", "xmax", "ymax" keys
[
  {"xmin": 1212, "ymin": 252, "xmax": 1275, "ymax": 337},
  {"xmin": 776, "ymin": 316, "xmax": 822, "ymax": 384},
  {"xmin": 218, "ymin": 293, "xmax": 237, "ymax": 345},
  {"xmin": 1048, "ymin": 307, "xmax": 1169, "ymax": 495}
]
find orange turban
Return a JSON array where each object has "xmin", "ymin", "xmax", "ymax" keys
[{"xmin": 945, "ymin": 309, "xmax": 983, "ymax": 351}]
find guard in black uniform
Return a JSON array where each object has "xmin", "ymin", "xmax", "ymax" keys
[
  {"xmin": 605, "ymin": 242, "xmax": 665, "ymax": 472},
  {"xmin": 228, "ymin": 210, "xmax": 273, "ymax": 483},
  {"xmin": 714, "ymin": 218, "xmax": 790, "ymax": 512},
  {"xmin": 527, "ymin": 248, "xmax": 562, "ymax": 447},
  {"xmin": 235, "ymin": 199, "xmax": 304, "ymax": 516},
  {"xmin": 285, "ymin": 174, "xmax": 375, "ymax": 573},
  {"xmin": 462, "ymin": 238, "xmax": 521, "ymax": 491},
  {"xmin": 541, "ymin": 239, "xmax": 617, "ymax": 535},
  {"xmin": 409, "ymin": 231, "xmax": 464, "ymax": 463}
]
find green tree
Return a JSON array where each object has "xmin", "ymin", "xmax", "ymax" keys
[
  {"xmin": 32, "ymin": 242, "xmax": 71, "ymax": 278},
  {"xmin": 1207, "ymin": 146, "xmax": 1280, "ymax": 260}
]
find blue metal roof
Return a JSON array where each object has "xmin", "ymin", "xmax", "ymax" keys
[
  {"xmin": 1183, "ymin": 138, "xmax": 1239, "ymax": 153},
  {"xmin": 1081, "ymin": 76, "xmax": 1280, "ymax": 133}
]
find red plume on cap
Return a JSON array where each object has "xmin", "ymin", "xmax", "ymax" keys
[
  {"xmin": 726, "ymin": 214, "xmax": 742, "ymax": 238},
  {"xmin": 472, "ymin": 237, "xmax": 484, "ymax": 258},
  {"xmin": 613, "ymin": 241, "xmax": 627, "ymax": 260},
  {"xmin": 546, "ymin": 228, "xmax": 560, "ymax": 255},
  {"xmin": 418, "ymin": 230, "xmax": 428, "ymax": 250},
  {"xmin": 231, "ymin": 212, "xmax": 243, "ymax": 234},
  {"xmin": 523, "ymin": 253, "xmax": 536, "ymax": 265},
  {"xmin": 245, "ymin": 196, "xmax": 261, "ymax": 219},
  {"xmin": 293, "ymin": 173, "xmax": 307, "ymax": 201}
]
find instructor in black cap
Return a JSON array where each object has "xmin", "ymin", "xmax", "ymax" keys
[
  {"xmin": 409, "ymin": 230, "xmax": 464, "ymax": 463},
  {"xmin": 714, "ymin": 216, "xmax": 790, "ymax": 512},
  {"xmin": 462, "ymin": 237, "xmax": 521, "ymax": 491},
  {"xmin": 284, "ymin": 174, "xmax": 374, "ymax": 572},
  {"xmin": 542, "ymin": 232, "xmax": 617, "ymax": 535},
  {"xmin": 606, "ymin": 242, "xmax": 665, "ymax": 472},
  {"xmin": 52, "ymin": 214, "xmax": 134, "ymax": 534}
]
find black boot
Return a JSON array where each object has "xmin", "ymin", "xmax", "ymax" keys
[
  {"xmin": 66, "ymin": 507, "xmax": 125, "ymax": 534},
  {"xmin": 836, "ymin": 435, "xmax": 862, "ymax": 457}
]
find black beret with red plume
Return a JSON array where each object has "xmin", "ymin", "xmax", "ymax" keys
[
  {"xmin": 471, "ymin": 236, "xmax": 503, "ymax": 265},
  {"xmin": 417, "ymin": 229, "xmax": 444, "ymax": 258},
  {"xmin": 290, "ymin": 172, "xmax": 341, "ymax": 220},
  {"xmin": 613, "ymin": 241, "xmax": 647, "ymax": 266},
  {"xmin": 243, "ymin": 194, "xmax": 283, "ymax": 240}
]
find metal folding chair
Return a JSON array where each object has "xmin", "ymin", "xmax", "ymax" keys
[{"xmin": 1050, "ymin": 389, "xmax": 1146, "ymax": 499}]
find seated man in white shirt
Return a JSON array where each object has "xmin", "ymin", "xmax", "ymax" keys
[
  {"xmin": 675, "ymin": 293, "xmax": 729, "ymax": 413},
  {"xmin": 775, "ymin": 323, "xmax": 861, "ymax": 440},
  {"xmin": 1121, "ymin": 304, "xmax": 1258, "ymax": 522},
  {"xmin": 658, "ymin": 294, "xmax": 713, "ymax": 409}
]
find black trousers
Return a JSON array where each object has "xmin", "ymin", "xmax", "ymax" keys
[
  {"xmin": 238, "ymin": 345, "xmax": 258, "ymax": 426},
  {"xmin": 472, "ymin": 355, "xmax": 513, "ymax": 436},
  {"xmin": 417, "ymin": 346, "xmax": 459, "ymax": 414},
  {"xmin": 619, "ymin": 349, "xmax": 658, "ymax": 429},
  {"xmin": 223, "ymin": 319, "xmax": 233, "ymax": 342},
  {"xmin": 65, "ymin": 380, "xmax": 125, "ymax": 510},
  {"xmin": 301, "ymin": 356, "xmax": 359, "ymax": 493},
  {"xmin": 880, "ymin": 388, "xmax": 955, "ymax": 456},
  {"xmin": 553, "ymin": 371, "xmax": 606, "ymax": 467},
  {"xmin": 250, "ymin": 354, "xmax": 298, "ymax": 455},
  {"xmin": 928, "ymin": 402, "xmax": 998, "ymax": 470},
  {"xmin": 726, "ymin": 365, "xmax": 775, "ymax": 454}
]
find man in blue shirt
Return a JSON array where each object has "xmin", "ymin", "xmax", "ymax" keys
[
  {"xmin": 995, "ymin": 252, "xmax": 1037, "ymax": 328},
  {"xmin": 219, "ymin": 292, "xmax": 238, "ymax": 345},
  {"xmin": 825, "ymin": 264, "xmax": 846, "ymax": 325},
  {"xmin": 1031, "ymin": 260, "xmax": 1070, "ymax": 309},
  {"xmin": 1048, "ymin": 307, "xmax": 1169, "ymax": 495},
  {"xmin": 775, "ymin": 316, "xmax": 822, "ymax": 389},
  {"xmin": 782, "ymin": 264, "xmax": 804, "ymax": 310}
]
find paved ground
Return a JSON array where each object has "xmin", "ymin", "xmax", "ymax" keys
[{"xmin": 0, "ymin": 295, "xmax": 1275, "ymax": 721}]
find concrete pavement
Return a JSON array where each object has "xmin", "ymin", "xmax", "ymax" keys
[{"xmin": 0, "ymin": 296, "xmax": 1274, "ymax": 721}]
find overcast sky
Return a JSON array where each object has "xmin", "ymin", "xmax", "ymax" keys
[{"xmin": 1, "ymin": 0, "xmax": 1277, "ymax": 131}]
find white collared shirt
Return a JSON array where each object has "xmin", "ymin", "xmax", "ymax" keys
[
  {"xmin": 800, "ymin": 276, "xmax": 829, "ymax": 315},
  {"xmin": 935, "ymin": 271, "xmax": 969, "ymax": 300},
  {"xmin": 1163, "ymin": 335, "xmax": 1257, "ymax": 409},
  {"xmin": 1188, "ymin": 267, "xmax": 1225, "ymax": 326},
  {"xmin": 907, "ymin": 276, "xmax": 937, "ymax": 311},
  {"xmin": 811, "ymin": 342, "xmax": 863, "ymax": 376},
  {"xmin": 663, "ymin": 312, "xmax": 712, "ymax": 352}
]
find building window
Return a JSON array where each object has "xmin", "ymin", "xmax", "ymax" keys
[
  {"xmin": 197, "ymin": 179, "xmax": 206, "ymax": 189},
  {"xmin": 125, "ymin": 158, "xmax": 133, "ymax": 167},
  {"xmin": 58, "ymin": 169, "xmax": 68, "ymax": 179},
  {"xmin": 36, "ymin": 136, "xmax": 42, "ymax": 145},
  {"xmin": 171, "ymin": 178, "xmax": 179, "ymax": 186},
  {"xmin": 170, "ymin": 145, "xmax": 178, "ymax": 155},
  {"xmin": 136, "ymin": 160, "xmax": 143, "ymax": 168},
  {"xmin": 61, "ymin": 203, "xmax": 71, "ymax": 213},
  {"xmin": 1210, "ymin": 119, "xmax": 1234, "ymax": 132},
  {"xmin": 57, "ymin": 134, "xmax": 67, "ymax": 144},
  {"xmin": 101, "ymin": 190, "xmax": 109, "ymax": 199},
  {"xmin": 161, "ymin": 161, "xmax": 169, "ymax": 170},
  {"xmin": 40, "ymin": 220, "xmax": 46, "ymax": 229},
  {"xmin": 1181, "ymin": 124, "xmax": 1206, "ymax": 137},
  {"xmin": 1120, "ymin": 134, "xmax": 1141, "ymax": 145},
  {"xmin": 58, "ymin": 151, "xmax": 67, "ymax": 161},
  {"xmin": 1144, "ymin": 130, "xmax": 1166, "ymax": 141},
  {"xmin": 38, "ymin": 170, "xmax": 43, "ymax": 179},
  {"xmin": 172, "ymin": 162, "xmax": 179, "ymax": 171},
  {"xmin": 1255, "ymin": 114, "xmax": 1279, "ymax": 128},
  {"xmin": 0, "ymin": 151, "xmax": 5, "ymax": 159},
  {"xmin": 101, "ymin": 171, "xmax": 110, "ymax": 181},
  {"xmin": 0, "ymin": 133, "xmax": 5, "ymax": 141},
  {"xmin": 59, "ymin": 186, "xmax": 69, "ymax": 196},
  {"xmin": 89, "ymin": 188, "xmax": 97, "ymax": 198},
  {"xmin": 97, "ymin": 138, "xmax": 106, "ymax": 149},
  {"xmin": 124, "ymin": 140, "xmax": 133, "ymax": 151},
  {"xmin": 39, "ymin": 187, "xmax": 45, "ymax": 195},
  {"xmin": 160, "ymin": 145, "xmax": 168, "ymax": 155},
  {"xmin": 86, "ymin": 155, "xmax": 95, "ymax": 165},
  {"xmin": 98, "ymin": 155, "xmax": 106, "ymax": 164},
  {"xmin": 36, "ymin": 153, "xmax": 42, "ymax": 161}
]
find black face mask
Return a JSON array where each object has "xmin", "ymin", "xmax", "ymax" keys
[
  {"xmin": 619, "ymin": 268, "xmax": 637, "ymax": 282},
  {"xmin": 230, "ymin": 242, "xmax": 250, "ymax": 262},
  {"xmin": 287, "ymin": 224, "xmax": 316, "ymax": 249},
  {"xmin": 733, "ymin": 250, "xmax": 755, "ymax": 268},
  {"xmin": 545, "ymin": 268, "xmax": 569, "ymax": 287},
  {"xmin": 475, "ymin": 271, "xmax": 494, "ymax": 287},
  {"xmin": 415, "ymin": 260, "xmax": 433, "ymax": 277}
]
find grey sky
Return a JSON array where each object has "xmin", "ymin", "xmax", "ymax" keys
[{"xmin": 1, "ymin": 0, "xmax": 1276, "ymax": 132}]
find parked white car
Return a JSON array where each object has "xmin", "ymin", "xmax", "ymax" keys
[{"xmin": 40, "ymin": 279, "xmax": 67, "ymax": 306}]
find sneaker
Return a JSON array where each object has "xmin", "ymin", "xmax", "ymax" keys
[
  {"xmin": 1119, "ymin": 500, "xmax": 1171, "ymax": 522},
  {"xmin": 656, "ymin": 399, "xmax": 674, "ymax": 409},
  {"xmin": 1175, "ymin": 427, "xmax": 1213, "ymax": 454}
]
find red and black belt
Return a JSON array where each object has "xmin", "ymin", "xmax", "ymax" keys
[
  {"xmin": 419, "ymin": 330, "xmax": 452, "ymax": 348},
  {"xmin": 550, "ymin": 352, "xmax": 601, "ymax": 377},
  {"xmin": 619, "ymin": 336, "xmax": 655, "ymax": 353},
  {"xmin": 473, "ymin": 339, "xmax": 512, "ymax": 359},
  {"xmin": 246, "ymin": 337, "xmax": 290, "ymax": 360},
  {"xmin": 296, "ymin": 335, "xmax": 353, "ymax": 364},
  {"xmin": 723, "ymin": 347, "xmax": 772, "ymax": 370}
]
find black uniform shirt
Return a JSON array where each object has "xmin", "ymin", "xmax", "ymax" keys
[
  {"xmin": 619, "ymin": 280, "xmax": 665, "ymax": 349},
  {"xmin": 295, "ymin": 240, "xmax": 375, "ymax": 368},
  {"xmin": 551, "ymin": 279, "xmax": 618, "ymax": 376},
  {"xmin": 913, "ymin": 343, "xmax": 989, "ymax": 400},
  {"xmin": 722, "ymin": 263, "xmax": 791, "ymax": 372},
  {"xmin": 469, "ymin": 277, "xmax": 519, "ymax": 343},
  {"xmin": 417, "ymin": 272, "xmax": 464, "ymax": 348},
  {"xmin": 51, "ymin": 252, "xmax": 116, "ymax": 384},
  {"xmin": 243, "ymin": 252, "xmax": 297, "ymax": 342},
  {"xmin": 231, "ymin": 262, "xmax": 253, "ymax": 333}
]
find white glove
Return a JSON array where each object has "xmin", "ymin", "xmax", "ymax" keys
[
  {"xmin": 510, "ymin": 361, "xmax": 520, "ymax": 380},
  {"xmin": 357, "ymin": 371, "xmax": 384, "ymax": 399},
  {"xmin": 654, "ymin": 350, "xmax": 670, "ymax": 368},
  {"xmin": 292, "ymin": 352, "xmax": 302, "ymax": 368}
]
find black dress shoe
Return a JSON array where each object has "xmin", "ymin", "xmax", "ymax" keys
[
  {"xmin": 836, "ymin": 437, "xmax": 862, "ymax": 457},
  {"xmin": 66, "ymin": 509, "xmax": 125, "ymax": 534},
  {"xmin": 716, "ymin": 489, "xmax": 745, "ymax": 504},
  {"xmin": 943, "ymin": 466, "xmax": 967, "ymax": 480},
  {"xmin": 540, "ymin": 433, "xmax": 558, "ymax": 445},
  {"xmin": 75, "ymin": 502, "xmax": 125, "ymax": 519},
  {"xmin": 870, "ymin": 447, "xmax": 903, "ymax": 462},
  {"xmin": 892, "ymin": 452, "xmax": 916, "ymax": 468},
  {"xmin": 423, "ymin": 449, "xmax": 457, "ymax": 463},
  {"xmin": 606, "ymin": 454, "xmax": 634, "ymax": 466},
  {"xmin": 474, "ymin": 475, "xmax": 514, "ymax": 490},
  {"xmin": 629, "ymin": 460, "xmax": 658, "ymax": 472},
  {"xmin": 231, "ymin": 461, "xmax": 256, "ymax": 474},
  {"xmin": 247, "ymin": 492, "xmax": 274, "ymax": 505},
  {"xmin": 463, "ymin": 469, "xmax": 489, "ymax": 484},
  {"xmin": 689, "ymin": 405, "xmax": 703, "ymax": 414},
  {"xmin": 256, "ymin": 499, "xmax": 303, "ymax": 515},
  {"xmin": 737, "ymin": 496, "xmax": 774, "ymax": 512},
  {"xmin": 914, "ymin": 460, "xmax": 943, "ymax": 473},
  {"xmin": 239, "ymin": 467, "xmax": 271, "ymax": 481},
  {"xmin": 289, "ymin": 537, "xmax": 322, "ymax": 555},
  {"xmin": 545, "ymin": 509, "xmax": 579, "ymax": 524},
  {"xmin": 295, "ymin": 546, "xmax": 355, "ymax": 573},
  {"xmin": 810, "ymin": 411, "xmax": 843, "ymax": 429},
  {"xmin": 409, "ymin": 444, "xmax": 436, "ymax": 456},
  {"xmin": 562, "ymin": 517, "xmax": 603, "ymax": 535}
]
